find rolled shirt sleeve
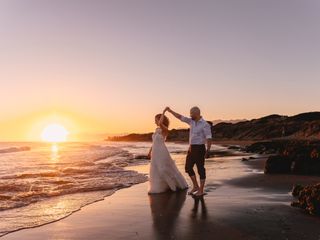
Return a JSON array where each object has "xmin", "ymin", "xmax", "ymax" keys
[
  {"xmin": 203, "ymin": 122, "xmax": 212, "ymax": 139},
  {"xmin": 180, "ymin": 115, "xmax": 192, "ymax": 125}
]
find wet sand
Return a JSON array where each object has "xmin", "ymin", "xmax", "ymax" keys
[{"xmin": 2, "ymin": 151, "xmax": 320, "ymax": 240}]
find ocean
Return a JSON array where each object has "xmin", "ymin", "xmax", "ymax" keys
[{"xmin": 0, "ymin": 141, "xmax": 190, "ymax": 237}]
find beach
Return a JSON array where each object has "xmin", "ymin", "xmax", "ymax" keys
[
  {"xmin": 1, "ymin": 1, "xmax": 320, "ymax": 239},
  {"xmin": 2, "ymin": 146, "xmax": 320, "ymax": 240}
]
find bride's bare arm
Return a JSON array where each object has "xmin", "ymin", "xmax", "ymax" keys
[{"xmin": 159, "ymin": 109, "xmax": 169, "ymax": 134}]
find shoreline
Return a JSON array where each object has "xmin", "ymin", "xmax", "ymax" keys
[{"xmin": 2, "ymin": 145, "xmax": 320, "ymax": 239}]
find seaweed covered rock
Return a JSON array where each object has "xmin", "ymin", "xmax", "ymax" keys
[
  {"xmin": 291, "ymin": 183, "xmax": 320, "ymax": 216},
  {"xmin": 291, "ymin": 184, "xmax": 304, "ymax": 197}
]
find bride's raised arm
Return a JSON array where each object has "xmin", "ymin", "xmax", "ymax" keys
[{"xmin": 158, "ymin": 109, "xmax": 169, "ymax": 133}]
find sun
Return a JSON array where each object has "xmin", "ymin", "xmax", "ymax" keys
[{"xmin": 41, "ymin": 123, "xmax": 69, "ymax": 143}]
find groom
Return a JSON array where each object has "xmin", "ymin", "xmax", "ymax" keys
[{"xmin": 166, "ymin": 106, "xmax": 212, "ymax": 197}]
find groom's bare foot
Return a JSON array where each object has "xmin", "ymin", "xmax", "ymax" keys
[
  {"xmin": 188, "ymin": 187, "xmax": 199, "ymax": 195},
  {"xmin": 194, "ymin": 189, "xmax": 206, "ymax": 197}
]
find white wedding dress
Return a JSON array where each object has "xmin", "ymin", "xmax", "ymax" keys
[{"xmin": 148, "ymin": 127, "xmax": 188, "ymax": 194}]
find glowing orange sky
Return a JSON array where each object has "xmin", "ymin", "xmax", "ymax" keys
[{"xmin": 0, "ymin": 1, "xmax": 319, "ymax": 141}]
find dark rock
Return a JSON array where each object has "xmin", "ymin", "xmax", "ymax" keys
[
  {"xmin": 264, "ymin": 155, "xmax": 293, "ymax": 174},
  {"xmin": 228, "ymin": 145, "xmax": 242, "ymax": 150},
  {"xmin": 246, "ymin": 140, "xmax": 320, "ymax": 176},
  {"xmin": 134, "ymin": 154, "xmax": 150, "ymax": 160}
]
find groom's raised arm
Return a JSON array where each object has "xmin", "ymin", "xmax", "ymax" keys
[{"xmin": 166, "ymin": 107, "xmax": 192, "ymax": 125}]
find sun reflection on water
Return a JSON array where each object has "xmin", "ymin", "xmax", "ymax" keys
[{"xmin": 50, "ymin": 144, "xmax": 60, "ymax": 162}]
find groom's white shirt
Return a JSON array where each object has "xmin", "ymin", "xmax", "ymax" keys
[{"xmin": 180, "ymin": 116, "xmax": 212, "ymax": 145}]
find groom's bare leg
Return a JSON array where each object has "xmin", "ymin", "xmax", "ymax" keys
[
  {"xmin": 186, "ymin": 147, "xmax": 199, "ymax": 193},
  {"xmin": 195, "ymin": 179, "xmax": 205, "ymax": 196},
  {"xmin": 189, "ymin": 175, "xmax": 199, "ymax": 192},
  {"xmin": 195, "ymin": 146, "xmax": 206, "ymax": 196}
]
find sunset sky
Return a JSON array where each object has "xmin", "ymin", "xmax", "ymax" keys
[{"xmin": 1, "ymin": 0, "xmax": 319, "ymax": 141}]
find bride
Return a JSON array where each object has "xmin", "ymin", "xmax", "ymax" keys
[{"xmin": 147, "ymin": 108, "xmax": 188, "ymax": 194}]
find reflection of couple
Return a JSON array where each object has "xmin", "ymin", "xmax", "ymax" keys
[
  {"xmin": 148, "ymin": 106, "xmax": 212, "ymax": 197},
  {"xmin": 149, "ymin": 189, "xmax": 208, "ymax": 239}
]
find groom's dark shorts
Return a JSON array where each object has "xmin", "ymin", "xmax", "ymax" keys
[{"xmin": 185, "ymin": 144, "xmax": 206, "ymax": 180}]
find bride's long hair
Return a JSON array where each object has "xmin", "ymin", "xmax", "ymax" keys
[{"xmin": 155, "ymin": 114, "xmax": 170, "ymax": 128}]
